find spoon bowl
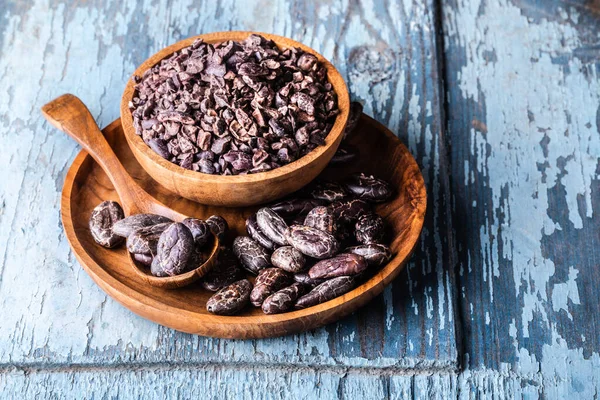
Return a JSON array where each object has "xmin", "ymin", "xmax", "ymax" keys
[
  {"xmin": 120, "ymin": 31, "xmax": 350, "ymax": 207},
  {"xmin": 41, "ymin": 94, "xmax": 219, "ymax": 288}
]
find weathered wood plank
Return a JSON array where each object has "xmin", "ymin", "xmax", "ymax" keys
[
  {"xmin": 0, "ymin": 0, "xmax": 457, "ymax": 370},
  {"xmin": 2, "ymin": 367, "xmax": 590, "ymax": 399},
  {"xmin": 0, "ymin": 366, "xmax": 349, "ymax": 399},
  {"xmin": 442, "ymin": 0, "xmax": 600, "ymax": 396},
  {"xmin": 0, "ymin": 368, "xmax": 456, "ymax": 400}
]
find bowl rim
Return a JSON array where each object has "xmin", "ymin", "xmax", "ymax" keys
[{"xmin": 120, "ymin": 30, "xmax": 350, "ymax": 184}]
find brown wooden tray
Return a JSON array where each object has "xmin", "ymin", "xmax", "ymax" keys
[{"xmin": 61, "ymin": 114, "xmax": 426, "ymax": 339}]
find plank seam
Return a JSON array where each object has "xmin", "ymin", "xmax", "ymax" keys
[
  {"xmin": 0, "ymin": 360, "xmax": 459, "ymax": 377},
  {"xmin": 432, "ymin": 0, "xmax": 466, "ymax": 373}
]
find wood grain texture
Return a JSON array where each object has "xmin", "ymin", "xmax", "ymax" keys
[
  {"xmin": 0, "ymin": 0, "xmax": 457, "ymax": 375},
  {"xmin": 442, "ymin": 0, "xmax": 600, "ymax": 397},
  {"xmin": 60, "ymin": 114, "xmax": 425, "ymax": 338},
  {"xmin": 120, "ymin": 31, "xmax": 351, "ymax": 207}
]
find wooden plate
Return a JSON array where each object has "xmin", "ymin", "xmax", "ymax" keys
[{"xmin": 61, "ymin": 114, "xmax": 426, "ymax": 339}]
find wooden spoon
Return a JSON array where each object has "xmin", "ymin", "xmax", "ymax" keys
[{"xmin": 41, "ymin": 94, "xmax": 219, "ymax": 289}]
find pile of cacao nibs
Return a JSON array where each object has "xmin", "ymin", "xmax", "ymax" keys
[
  {"xmin": 128, "ymin": 34, "xmax": 339, "ymax": 175},
  {"xmin": 205, "ymin": 169, "xmax": 394, "ymax": 316},
  {"xmin": 89, "ymin": 202, "xmax": 226, "ymax": 277}
]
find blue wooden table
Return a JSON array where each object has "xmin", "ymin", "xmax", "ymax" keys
[{"xmin": 0, "ymin": 0, "xmax": 598, "ymax": 398}]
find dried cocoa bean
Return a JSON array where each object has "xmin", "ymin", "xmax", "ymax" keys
[
  {"xmin": 293, "ymin": 273, "xmax": 326, "ymax": 288},
  {"xmin": 310, "ymin": 181, "xmax": 348, "ymax": 203},
  {"xmin": 126, "ymin": 222, "xmax": 171, "ymax": 255},
  {"xmin": 285, "ymin": 225, "xmax": 340, "ymax": 259},
  {"xmin": 154, "ymin": 223, "xmax": 194, "ymax": 276},
  {"xmin": 270, "ymin": 198, "xmax": 326, "ymax": 218},
  {"xmin": 182, "ymin": 218, "xmax": 211, "ymax": 247},
  {"xmin": 233, "ymin": 236, "xmax": 271, "ymax": 274},
  {"xmin": 345, "ymin": 244, "xmax": 392, "ymax": 267},
  {"xmin": 112, "ymin": 214, "xmax": 172, "ymax": 238},
  {"xmin": 262, "ymin": 283, "xmax": 306, "ymax": 314},
  {"xmin": 344, "ymin": 173, "xmax": 392, "ymax": 202},
  {"xmin": 256, "ymin": 207, "xmax": 288, "ymax": 246},
  {"xmin": 303, "ymin": 206, "xmax": 337, "ymax": 235},
  {"xmin": 271, "ymin": 246, "xmax": 306, "ymax": 273},
  {"xmin": 89, "ymin": 201, "xmax": 125, "ymax": 248},
  {"xmin": 206, "ymin": 215, "xmax": 228, "ymax": 241},
  {"xmin": 150, "ymin": 256, "xmax": 168, "ymax": 277},
  {"xmin": 250, "ymin": 267, "xmax": 292, "ymax": 307},
  {"xmin": 206, "ymin": 279, "xmax": 253, "ymax": 315},
  {"xmin": 147, "ymin": 138, "xmax": 170, "ymax": 159},
  {"xmin": 308, "ymin": 253, "xmax": 368, "ymax": 279},
  {"xmin": 295, "ymin": 276, "xmax": 355, "ymax": 309},
  {"xmin": 355, "ymin": 213, "xmax": 385, "ymax": 244},
  {"xmin": 246, "ymin": 214, "xmax": 275, "ymax": 250},
  {"xmin": 330, "ymin": 199, "xmax": 371, "ymax": 224}
]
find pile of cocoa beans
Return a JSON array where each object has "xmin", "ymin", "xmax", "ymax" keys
[
  {"xmin": 205, "ymin": 172, "xmax": 394, "ymax": 315},
  {"xmin": 89, "ymin": 204, "xmax": 225, "ymax": 277},
  {"xmin": 89, "ymin": 170, "xmax": 394, "ymax": 315}
]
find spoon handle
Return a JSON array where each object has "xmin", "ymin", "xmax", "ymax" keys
[{"xmin": 42, "ymin": 94, "xmax": 146, "ymax": 215}]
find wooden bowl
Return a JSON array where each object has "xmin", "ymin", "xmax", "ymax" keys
[
  {"xmin": 61, "ymin": 113, "xmax": 426, "ymax": 338},
  {"xmin": 120, "ymin": 31, "xmax": 350, "ymax": 207},
  {"xmin": 129, "ymin": 233, "xmax": 220, "ymax": 289}
]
